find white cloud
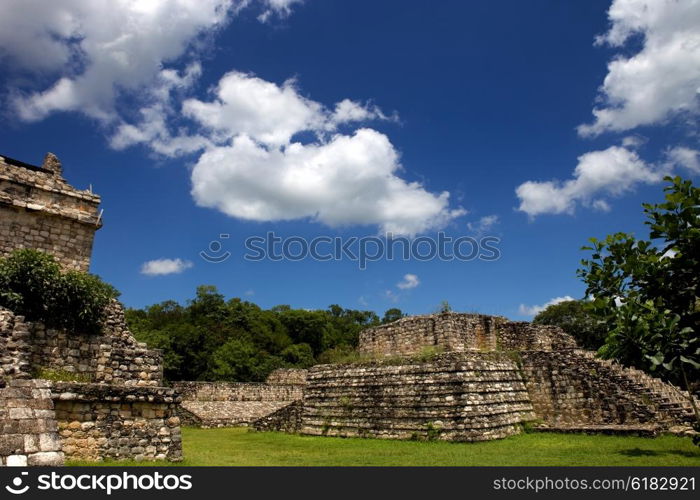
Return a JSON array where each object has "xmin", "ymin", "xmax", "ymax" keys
[
  {"xmin": 3, "ymin": 0, "xmax": 239, "ymax": 123},
  {"xmin": 109, "ymin": 63, "xmax": 213, "ymax": 156},
  {"xmin": 2, "ymin": 2, "xmax": 464, "ymax": 236},
  {"xmin": 666, "ymin": 146, "xmax": 700, "ymax": 173},
  {"xmin": 518, "ymin": 295, "xmax": 575, "ymax": 317},
  {"xmin": 258, "ymin": 0, "xmax": 303, "ymax": 22},
  {"xmin": 578, "ymin": 0, "xmax": 700, "ymax": 136},
  {"xmin": 191, "ymin": 129, "xmax": 463, "ymax": 235},
  {"xmin": 244, "ymin": 289, "xmax": 255, "ymax": 296},
  {"xmin": 140, "ymin": 258, "xmax": 193, "ymax": 276},
  {"xmin": 396, "ymin": 273, "xmax": 420, "ymax": 290},
  {"xmin": 182, "ymin": 71, "xmax": 394, "ymax": 148},
  {"xmin": 467, "ymin": 215, "xmax": 499, "ymax": 235},
  {"xmin": 621, "ymin": 135, "xmax": 647, "ymax": 149},
  {"xmin": 188, "ymin": 72, "xmax": 464, "ymax": 235},
  {"xmin": 516, "ymin": 146, "xmax": 663, "ymax": 217}
]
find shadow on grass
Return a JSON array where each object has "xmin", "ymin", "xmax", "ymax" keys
[{"xmin": 619, "ymin": 447, "xmax": 698, "ymax": 458}]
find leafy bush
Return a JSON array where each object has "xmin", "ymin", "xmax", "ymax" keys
[{"xmin": 0, "ymin": 249, "xmax": 118, "ymax": 334}]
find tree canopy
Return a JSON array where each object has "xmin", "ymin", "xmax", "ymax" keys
[
  {"xmin": 577, "ymin": 176, "xmax": 699, "ymax": 392},
  {"xmin": 126, "ymin": 285, "xmax": 385, "ymax": 382}
]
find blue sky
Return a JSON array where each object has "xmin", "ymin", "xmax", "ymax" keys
[{"xmin": 1, "ymin": 0, "xmax": 698, "ymax": 318}]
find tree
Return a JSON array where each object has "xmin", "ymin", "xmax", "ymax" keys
[
  {"xmin": 578, "ymin": 176, "xmax": 699, "ymax": 439},
  {"xmin": 533, "ymin": 299, "xmax": 607, "ymax": 350},
  {"xmin": 382, "ymin": 308, "xmax": 405, "ymax": 324},
  {"xmin": 436, "ymin": 300, "xmax": 452, "ymax": 313},
  {"xmin": 127, "ymin": 286, "xmax": 381, "ymax": 382}
]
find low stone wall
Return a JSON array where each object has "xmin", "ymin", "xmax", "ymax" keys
[
  {"xmin": 301, "ymin": 353, "xmax": 534, "ymax": 441},
  {"xmin": 172, "ymin": 381, "xmax": 305, "ymax": 428},
  {"xmin": 52, "ymin": 383, "xmax": 182, "ymax": 462},
  {"xmin": 359, "ymin": 313, "xmax": 575, "ymax": 357},
  {"xmin": 265, "ymin": 368, "xmax": 308, "ymax": 386},
  {"xmin": 0, "ymin": 379, "xmax": 63, "ymax": 466},
  {"xmin": 252, "ymin": 401, "xmax": 304, "ymax": 433}
]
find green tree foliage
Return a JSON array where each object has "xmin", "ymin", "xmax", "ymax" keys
[
  {"xmin": 382, "ymin": 308, "xmax": 405, "ymax": 324},
  {"xmin": 0, "ymin": 249, "xmax": 118, "ymax": 334},
  {"xmin": 533, "ymin": 300, "xmax": 607, "ymax": 350},
  {"xmin": 125, "ymin": 286, "xmax": 381, "ymax": 382},
  {"xmin": 577, "ymin": 176, "xmax": 699, "ymax": 440}
]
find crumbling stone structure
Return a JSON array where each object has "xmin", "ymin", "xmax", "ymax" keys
[
  {"xmin": 173, "ymin": 369, "xmax": 307, "ymax": 428},
  {"xmin": 298, "ymin": 312, "xmax": 697, "ymax": 441},
  {"xmin": 0, "ymin": 379, "xmax": 62, "ymax": 466},
  {"xmin": 0, "ymin": 153, "xmax": 182, "ymax": 465},
  {"xmin": 0, "ymin": 153, "xmax": 101, "ymax": 272}
]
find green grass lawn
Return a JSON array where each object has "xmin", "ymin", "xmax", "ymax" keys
[{"xmin": 67, "ymin": 427, "xmax": 700, "ymax": 466}]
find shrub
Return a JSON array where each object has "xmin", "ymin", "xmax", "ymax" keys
[{"xmin": 0, "ymin": 249, "xmax": 118, "ymax": 334}]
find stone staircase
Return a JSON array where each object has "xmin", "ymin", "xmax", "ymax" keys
[{"xmin": 574, "ymin": 349, "xmax": 698, "ymax": 425}]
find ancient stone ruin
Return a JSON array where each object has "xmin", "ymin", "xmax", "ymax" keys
[
  {"xmin": 0, "ymin": 153, "xmax": 182, "ymax": 465},
  {"xmin": 174, "ymin": 369, "xmax": 307, "ymax": 428},
  {"xmin": 0, "ymin": 153, "xmax": 101, "ymax": 272},
  {"xmin": 296, "ymin": 313, "xmax": 698, "ymax": 441}
]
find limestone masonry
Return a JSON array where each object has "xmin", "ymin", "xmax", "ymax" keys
[
  {"xmin": 0, "ymin": 153, "xmax": 101, "ymax": 272},
  {"xmin": 295, "ymin": 313, "xmax": 698, "ymax": 441},
  {"xmin": 2, "ymin": 151, "xmax": 697, "ymax": 459},
  {"xmin": 0, "ymin": 153, "xmax": 182, "ymax": 466},
  {"xmin": 174, "ymin": 369, "xmax": 307, "ymax": 428}
]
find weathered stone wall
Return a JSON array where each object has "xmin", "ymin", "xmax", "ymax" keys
[
  {"xmin": 0, "ymin": 304, "xmax": 180, "ymax": 463},
  {"xmin": 0, "ymin": 308, "xmax": 32, "ymax": 380},
  {"xmin": 252, "ymin": 401, "xmax": 304, "ymax": 433},
  {"xmin": 0, "ymin": 154, "xmax": 101, "ymax": 272},
  {"xmin": 0, "ymin": 379, "xmax": 63, "ymax": 466},
  {"xmin": 1, "ymin": 303, "xmax": 163, "ymax": 387},
  {"xmin": 265, "ymin": 368, "xmax": 308, "ymax": 386},
  {"xmin": 52, "ymin": 383, "xmax": 182, "ymax": 462},
  {"xmin": 521, "ymin": 350, "xmax": 696, "ymax": 428},
  {"xmin": 172, "ymin": 381, "xmax": 304, "ymax": 428},
  {"xmin": 359, "ymin": 312, "xmax": 575, "ymax": 357},
  {"xmin": 1, "ymin": 152, "xmax": 182, "ymax": 464},
  {"xmin": 29, "ymin": 301, "xmax": 163, "ymax": 386},
  {"xmin": 301, "ymin": 353, "xmax": 534, "ymax": 441}
]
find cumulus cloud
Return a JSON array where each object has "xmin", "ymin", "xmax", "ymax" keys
[
  {"xmin": 666, "ymin": 146, "xmax": 700, "ymax": 173},
  {"xmin": 396, "ymin": 273, "xmax": 420, "ymax": 290},
  {"xmin": 518, "ymin": 295, "xmax": 575, "ymax": 317},
  {"xmin": 140, "ymin": 258, "xmax": 193, "ymax": 276},
  {"xmin": 188, "ymin": 73, "xmax": 464, "ymax": 235},
  {"xmin": 516, "ymin": 146, "xmax": 663, "ymax": 217},
  {"xmin": 2, "ymin": 0, "xmax": 239, "ymax": 123},
  {"xmin": 578, "ymin": 0, "xmax": 700, "ymax": 136},
  {"xmin": 2, "ymin": 1, "xmax": 464, "ymax": 236},
  {"xmin": 182, "ymin": 71, "xmax": 395, "ymax": 147},
  {"xmin": 109, "ymin": 63, "xmax": 213, "ymax": 156}
]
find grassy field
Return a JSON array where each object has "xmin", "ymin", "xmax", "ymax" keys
[{"xmin": 67, "ymin": 427, "xmax": 700, "ymax": 466}]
